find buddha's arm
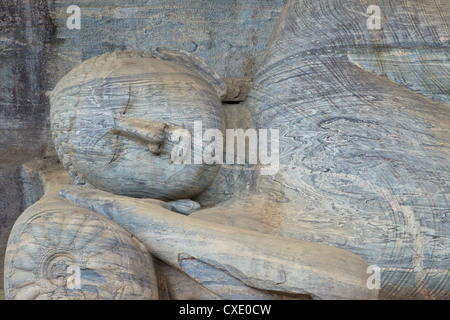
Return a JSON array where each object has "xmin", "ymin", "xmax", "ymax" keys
[{"xmin": 61, "ymin": 185, "xmax": 378, "ymax": 300}]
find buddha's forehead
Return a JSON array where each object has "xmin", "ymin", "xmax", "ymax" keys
[
  {"xmin": 53, "ymin": 58, "xmax": 201, "ymax": 109},
  {"xmin": 72, "ymin": 85, "xmax": 208, "ymax": 131}
]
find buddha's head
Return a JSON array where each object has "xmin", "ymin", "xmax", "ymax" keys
[{"xmin": 49, "ymin": 49, "xmax": 226, "ymax": 201}]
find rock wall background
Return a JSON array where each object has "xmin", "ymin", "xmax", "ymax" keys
[{"xmin": 0, "ymin": 0, "xmax": 286, "ymax": 299}]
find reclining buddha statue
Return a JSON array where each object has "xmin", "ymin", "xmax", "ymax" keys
[{"xmin": 4, "ymin": 0, "xmax": 449, "ymax": 299}]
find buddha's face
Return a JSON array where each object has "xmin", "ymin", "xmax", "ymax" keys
[{"xmin": 50, "ymin": 51, "xmax": 225, "ymax": 201}]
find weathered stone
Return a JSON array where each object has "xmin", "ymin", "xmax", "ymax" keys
[
  {"xmin": 191, "ymin": 0, "xmax": 450, "ymax": 299},
  {"xmin": 2, "ymin": 0, "xmax": 449, "ymax": 300},
  {"xmin": 0, "ymin": 1, "xmax": 284, "ymax": 297},
  {"xmin": 4, "ymin": 159, "xmax": 159, "ymax": 300},
  {"xmin": 222, "ymin": 77, "xmax": 253, "ymax": 102},
  {"xmin": 60, "ymin": 184, "xmax": 377, "ymax": 300},
  {"xmin": 49, "ymin": 49, "xmax": 226, "ymax": 200}
]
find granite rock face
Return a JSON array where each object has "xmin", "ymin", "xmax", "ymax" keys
[
  {"xmin": 191, "ymin": 0, "xmax": 450, "ymax": 299},
  {"xmin": 48, "ymin": 0, "xmax": 287, "ymax": 78},
  {"xmin": 1, "ymin": 0, "xmax": 449, "ymax": 300},
  {"xmin": 49, "ymin": 50, "xmax": 226, "ymax": 200},
  {"xmin": 0, "ymin": 0, "xmax": 286, "ymax": 299}
]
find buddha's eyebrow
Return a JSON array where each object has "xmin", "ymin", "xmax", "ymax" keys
[{"xmin": 111, "ymin": 118, "xmax": 168, "ymax": 155}]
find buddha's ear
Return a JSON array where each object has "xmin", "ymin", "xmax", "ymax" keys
[{"xmin": 152, "ymin": 47, "xmax": 227, "ymax": 102}]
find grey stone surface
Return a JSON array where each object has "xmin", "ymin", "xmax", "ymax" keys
[
  {"xmin": 191, "ymin": 0, "xmax": 450, "ymax": 299},
  {"xmin": 48, "ymin": 0, "xmax": 287, "ymax": 78},
  {"xmin": 49, "ymin": 50, "xmax": 226, "ymax": 200},
  {"xmin": 1, "ymin": 0, "xmax": 449, "ymax": 300},
  {"xmin": 0, "ymin": 0, "xmax": 286, "ymax": 299},
  {"xmin": 0, "ymin": 165, "xmax": 24, "ymax": 301}
]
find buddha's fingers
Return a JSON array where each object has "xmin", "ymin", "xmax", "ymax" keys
[{"xmin": 61, "ymin": 186, "xmax": 378, "ymax": 300}]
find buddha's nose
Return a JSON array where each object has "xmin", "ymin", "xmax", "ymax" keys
[{"xmin": 112, "ymin": 118, "xmax": 167, "ymax": 155}]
